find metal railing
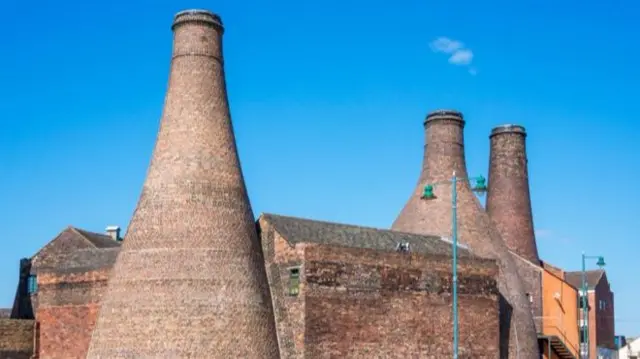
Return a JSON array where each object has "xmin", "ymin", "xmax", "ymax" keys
[{"xmin": 534, "ymin": 315, "xmax": 580, "ymax": 357}]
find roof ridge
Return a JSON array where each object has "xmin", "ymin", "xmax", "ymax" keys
[
  {"xmin": 509, "ymin": 250, "xmax": 542, "ymax": 270},
  {"xmin": 260, "ymin": 212, "xmax": 483, "ymax": 260},
  {"xmin": 566, "ymin": 269, "xmax": 604, "ymax": 274},
  {"xmin": 73, "ymin": 226, "xmax": 112, "ymax": 238},
  {"xmin": 68, "ymin": 227, "xmax": 100, "ymax": 248},
  {"xmin": 260, "ymin": 212, "xmax": 442, "ymax": 239},
  {"xmin": 30, "ymin": 226, "xmax": 82, "ymax": 259}
]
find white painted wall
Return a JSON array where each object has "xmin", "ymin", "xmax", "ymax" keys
[{"xmin": 618, "ymin": 338, "xmax": 640, "ymax": 359}]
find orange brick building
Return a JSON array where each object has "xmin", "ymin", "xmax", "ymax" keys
[{"xmin": 539, "ymin": 262, "xmax": 580, "ymax": 359}]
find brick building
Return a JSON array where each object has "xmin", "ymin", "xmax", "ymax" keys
[
  {"xmin": 538, "ymin": 261, "xmax": 581, "ymax": 359},
  {"xmin": 1, "ymin": 7, "xmax": 612, "ymax": 359},
  {"xmin": 4, "ymin": 215, "xmax": 503, "ymax": 359},
  {"xmin": 260, "ymin": 214, "xmax": 501, "ymax": 358},
  {"xmin": 1, "ymin": 8, "xmax": 524, "ymax": 359},
  {"xmin": 565, "ymin": 270, "xmax": 616, "ymax": 359},
  {"xmin": 3, "ymin": 227, "xmax": 121, "ymax": 359},
  {"xmin": 0, "ymin": 319, "xmax": 34, "ymax": 359}
]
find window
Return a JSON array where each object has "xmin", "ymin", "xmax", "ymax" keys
[
  {"xmin": 288, "ymin": 267, "xmax": 300, "ymax": 296},
  {"xmin": 27, "ymin": 275, "xmax": 37, "ymax": 294},
  {"xmin": 599, "ymin": 299, "xmax": 606, "ymax": 310}
]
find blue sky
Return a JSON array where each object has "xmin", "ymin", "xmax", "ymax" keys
[{"xmin": 1, "ymin": 0, "xmax": 638, "ymax": 336}]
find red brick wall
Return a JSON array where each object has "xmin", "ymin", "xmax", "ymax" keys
[
  {"xmin": 35, "ymin": 270, "xmax": 109, "ymax": 359},
  {"xmin": 0, "ymin": 319, "xmax": 34, "ymax": 359},
  {"xmin": 261, "ymin": 227, "xmax": 306, "ymax": 358},
  {"xmin": 581, "ymin": 280, "xmax": 616, "ymax": 359},
  {"xmin": 302, "ymin": 245, "xmax": 499, "ymax": 359},
  {"xmin": 594, "ymin": 280, "xmax": 615, "ymax": 351},
  {"xmin": 260, "ymin": 221, "xmax": 501, "ymax": 359}
]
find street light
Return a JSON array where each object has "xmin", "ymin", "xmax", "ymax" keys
[
  {"xmin": 580, "ymin": 253, "xmax": 606, "ymax": 359},
  {"xmin": 421, "ymin": 171, "xmax": 487, "ymax": 359}
]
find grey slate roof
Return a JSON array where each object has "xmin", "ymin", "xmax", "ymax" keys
[
  {"xmin": 74, "ymin": 228, "xmax": 121, "ymax": 248},
  {"xmin": 30, "ymin": 226, "xmax": 123, "ymax": 274},
  {"xmin": 35, "ymin": 247, "xmax": 121, "ymax": 274},
  {"xmin": 565, "ymin": 269, "xmax": 605, "ymax": 290},
  {"xmin": 261, "ymin": 213, "xmax": 475, "ymax": 258}
]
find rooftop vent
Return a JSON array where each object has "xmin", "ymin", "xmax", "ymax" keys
[{"xmin": 106, "ymin": 226, "xmax": 122, "ymax": 241}]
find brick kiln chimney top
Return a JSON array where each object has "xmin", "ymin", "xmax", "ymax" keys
[
  {"xmin": 490, "ymin": 124, "xmax": 527, "ymax": 137},
  {"xmin": 424, "ymin": 109, "xmax": 465, "ymax": 125},
  {"xmin": 172, "ymin": 9, "xmax": 224, "ymax": 31}
]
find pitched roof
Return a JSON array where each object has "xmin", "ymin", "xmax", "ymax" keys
[
  {"xmin": 30, "ymin": 226, "xmax": 122, "ymax": 274},
  {"xmin": 35, "ymin": 247, "xmax": 121, "ymax": 274},
  {"xmin": 260, "ymin": 213, "xmax": 476, "ymax": 258},
  {"xmin": 564, "ymin": 269, "xmax": 605, "ymax": 290},
  {"xmin": 72, "ymin": 227, "xmax": 121, "ymax": 248},
  {"xmin": 31, "ymin": 226, "xmax": 121, "ymax": 259}
]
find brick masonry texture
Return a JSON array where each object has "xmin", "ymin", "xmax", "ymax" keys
[
  {"xmin": 36, "ymin": 270, "xmax": 109, "ymax": 359},
  {"xmin": 391, "ymin": 110, "xmax": 540, "ymax": 358},
  {"xmin": 24, "ymin": 227, "xmax": 121, "ymax": 359},
  {"xmin": 566, "ymin": 270, "xmax": 615, "ymax": 358},
  {"xmin": 486, "ymin": 125, "xmax": 540, "ymax": 264},
  {"xmin": 591, "ymin": 279, "xmax": 615, "ymax": 358},
  {"xmin": 510, "ymin": 252, "xmax": 542, "ymax": 332},
  {"xmin": 260, "ymin": 214, "xmax": 501, "ymax": 359},
  {"xmin": 86, "ymin": 9, "xmax": 280, "ymax": 359},
  {"xmin": 593, "ymin": 276, "xmax": 615, "ymax": 352},
  {"xmin": 0, "ymin": 319, "xmax": 34, "ymax": 359}
]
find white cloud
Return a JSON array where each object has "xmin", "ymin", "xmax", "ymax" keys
[
  {"xmin": 449, "ymin": 49, "xmax": 473, "ymax": 65},
  {"xmin": 429, "ymin": 37, "xmax": 476, "ymax": 75},
  {"xmin": 430, "ymin": 37, "xmax": 464, "ymax": 54}
]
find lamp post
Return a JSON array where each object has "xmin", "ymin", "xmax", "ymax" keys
[
  {"xmin": 421, "ymin": 171, "xmax": 487, "ymax": 359},
  {"xmin": 580, "ymin": 253, "xmax": 606, "ymax": 359}
]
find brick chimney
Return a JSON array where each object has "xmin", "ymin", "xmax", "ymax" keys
[
  {"xmin": 86, "ymin": 10, "xmax": 280, "ymax": 358},
  {"xmin": 105, "ymin": 226, "xmax": 121, "ymax": 241},
  {"xmin": 486, "ymin": 125, "xmax": 540, "ymax": 264},
  {"xmin": 392, "ymin": 110, "xmax": 540, "ymax": 358}
]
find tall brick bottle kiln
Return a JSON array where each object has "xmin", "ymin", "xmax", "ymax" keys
[
  {"xmin": 86, "ymin": 10, "xmax": 280, "ymax": 358},
  {"xmin": 392, "ymin": 110, "xmax": 539, "ymax": 358},
  {"xmin": 486, "ymin": 125, "xmax": 540, "ymax": 264}
]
